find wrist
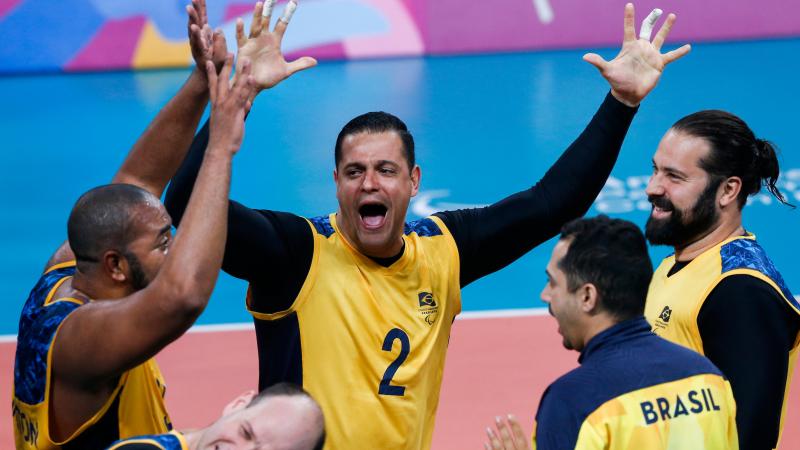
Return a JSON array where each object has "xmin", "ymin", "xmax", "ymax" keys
[
  {"xmin": 186, "ymin": 68, "xmax": 211, "ymax": 97},
  {"xmin": 610, "ymin": 89, "xmax": 640, "ymax": 108}
]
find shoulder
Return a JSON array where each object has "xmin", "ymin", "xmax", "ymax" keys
[{"xmin": 719, "ymin": 237, "xmax": 794, "ymax": 301}]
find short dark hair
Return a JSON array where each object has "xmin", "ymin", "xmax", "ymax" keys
[
  {"xmin": 334, "ymin": 112, "xmax": 415, "ymax": 172},
  {"xmin": 67, "ymin": 184, "xmax": 154, "ymax": 271},
  {"xmin": 558, "ymin": 216, "xmax": 653, "ymax": 321},
  {"xmin": 672, "ymin": 110, "xmax": 793, "ymax": 208},
  {"xmin": 250, "ymin": 383, "xmax": 325, "ymax": 450}
]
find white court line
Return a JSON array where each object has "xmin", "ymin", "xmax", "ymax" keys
[{"xmin": 0, "ymin": 308, "xmax": 552, "ymax": 344}]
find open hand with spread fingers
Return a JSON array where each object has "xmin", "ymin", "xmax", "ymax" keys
[
  {"xmin": 583, "ymin": 3, "xmax": 691, "ymax": 107},
  {"xmin": 207, "ymin": 55, "xmax": 255, "ymax": 155},
  {"xmin": 485, "ymin": 415, "xmax": 532, "ymax": 450},
  {"xmin": 235, "ymin": 0, "xmax": 318, "ymax": 93}
]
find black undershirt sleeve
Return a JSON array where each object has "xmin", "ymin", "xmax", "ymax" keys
[
  {"xmin": 164, "ymin": 121, "xmax": 313, "ymax": 313},
  {"xmin": 434, "ymin": 92, "xmax": 637, "ymax": 287},
  {"xmin": 697, "ymin": 275, "xmax": 799, "ymax": 450}
]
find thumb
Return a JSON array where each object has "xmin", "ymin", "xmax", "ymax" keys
[
  {"xmin": 287, "ymin": 56, "xmax": 318, "ymax": 75},
  {"xmin": 582, "ymin": 53, "xmax": 608, "ymax": 72}
]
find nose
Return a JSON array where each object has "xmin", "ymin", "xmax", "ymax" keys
[
  {"xmin": 362, "ymin": 169, "xmax": 379, "ymax": 192},
  {"xmin": 645, "ymin": 173, "xmax": 664, "ymax": 198},
  {"xmin": 540, "ymin": 285, "xmax": 550, "ymax": 303}
]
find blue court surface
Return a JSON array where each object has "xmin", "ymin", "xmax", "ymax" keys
[{"xmin": 2, "ymin": 38, "xmax": 799, "ymax": 335}]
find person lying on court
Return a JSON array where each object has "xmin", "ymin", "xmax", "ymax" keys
[
  {"xmin": 165, "ymin": 3, "xmax": 690, "ymax": 448},
  {"xmin": 106, "ymin": 383, "xmax": 325, "ymax": 450},
  {"xmin": 11, "ymin": 6, "xmax": 258, "ymax": 449},
  {"xmin": 484, "ymin": 216, "xmax": 738, "ymax": 450}
]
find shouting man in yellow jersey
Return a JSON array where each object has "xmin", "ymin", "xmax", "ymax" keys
[
  {"xmin": 484, "ymin": 216, "xmax": 738, "ymax": 450},
  {"xmin": 106, "ymin": 383, "xmax": 325, "ymax": 450},
  {"xmin": 165, "ymin": 3, "xmax": 689, "ymax": 448},
  {"xmin": 643, "ymin": 110, "xmax": 798, "ymax": 449},
  {"xmin": 10, "ymin": 3, "xmax": 267, "ymax": 447}
]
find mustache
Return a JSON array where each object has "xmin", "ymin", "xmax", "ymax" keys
[{"xmin": 648, "ymin": 195, "xmax": 674, "ymax": 211}]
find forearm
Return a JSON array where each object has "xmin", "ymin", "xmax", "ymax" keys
[
  {"xmin": 157, "ymin": 145, "xmax": 232, "ymax": 313},
  {"xmin": 113, "ymin": 69, "xmax": 210, "ymax": 197},
  {"xmin": 165, "ymin": 120, "xmax": 210, "ymax": 226},
  {"xmin": 698, "ymin": 277, "xmax": 797, "ymax": 449},
  {"xmin": 441, "ymin": 93, "xmax": 637, "ymax": 285}
]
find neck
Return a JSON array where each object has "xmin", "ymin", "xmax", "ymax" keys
[
  {"xmin": 579, "ymin": 314, "xmax": 618, "ymax": 351},
  {"xmin": 71, "ymin": 270, "xmax": 128, "ymax": 301},
  {"xmin": 673, "ymin": 216, "xmax": 744, "ymax": 262}
]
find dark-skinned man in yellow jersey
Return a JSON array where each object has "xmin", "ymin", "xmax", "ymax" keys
[
  {"xmin": 10, "ymin": 0, "xmax": 277, "ymax": 446},
  {"xmin": 165, "ymin": 3, "xmax": 691, "ymax": 448}
]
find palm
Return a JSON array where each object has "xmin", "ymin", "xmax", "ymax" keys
[
  {"xmin": 235, "ymin": 1, "xmax": 317, "ymax": 93},
  {"xmin": 583, "ymin": 3, "xmax": 690, "ymax": 106},
  {"xmin": 239, "ymin": 34, "xmax": 292, "ymax": 90}
]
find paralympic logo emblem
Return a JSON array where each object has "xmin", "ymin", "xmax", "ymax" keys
[{"xmin": 418, "ymin": 292, "xmax": 439, "ymax": 326}]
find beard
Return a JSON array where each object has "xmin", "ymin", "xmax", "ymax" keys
[
  {"xmin": 124, "ymin": 251, "xmax": 152, "ymax": 291},
  {"xmin": 645, "ymin": 179, "xmax": 721, "ymax": 247}
]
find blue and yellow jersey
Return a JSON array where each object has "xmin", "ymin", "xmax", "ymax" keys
[
  {"xmin": 12, "ymin": 261, "xmax": 172, "ymax": 450},
  {"xmin": 644, "ymin": 234, "xmax": 799, "ymax": 443},
  {"xmin": 106, "ymin": 431, "xmax": 187, "ymax": 450},
  {"xmin": 532, "ymin": 318, "xmax": 738, "ymax": 450},
  {"xmin": 247, "ymin": 214, "xmax": 461, "ymax": 449}
]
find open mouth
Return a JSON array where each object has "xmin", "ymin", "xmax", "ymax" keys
[
  {"xmin": 359, "ymin": 203, "xmax": 388, "ymax": 230},
  {"xmin": 651, "ymin": 205, "xmax": 673, "ymax": 219}
]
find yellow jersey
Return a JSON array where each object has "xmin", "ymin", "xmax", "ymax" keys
[
  {"xmin": 645, "ymin": 234, "xmax": 799, "ymax": 448},
  {"xmin": 248, "ymin": 214, "xmax": 461, "ymax": 449},
  {"xmin": 106, "ymin": 431, "xmax": 187, "ymax": 450},
  {"xmin": 12, "ymin": 261, "xmax": 172, "ymax": 450}
]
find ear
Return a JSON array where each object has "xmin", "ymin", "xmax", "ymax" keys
[
  {"xmin": 333, "ymin": 168, "xmax": 339, "ymax": 184},
  {"xmin": 410, "ymin": 165, "xmax": 421, "ymax": 197},
  {"xmin": 579, "ymin": 283, "xmax": 599, "ymax": 313},
  {"xmin": 222, "ymin": 390, "xmax": 257, "ymax": 416},
  {"xmin": 719, "ymin": 176, "xmax": 742, "ymax": 208},
  {"xmin": 103, "ymin": 250, "xmax": 127, "ymax": 283}
]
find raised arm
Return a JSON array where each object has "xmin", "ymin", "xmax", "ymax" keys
[
  {"xmin": 53, "ymin": 55, "xmax": 254, "ymax": 387},
  {"xmin": 44, "ymin": 0, "xmax": 226, "ymax": 271},
  {"xmin": 437, "ymin": 4, "xmax": 691, "ymax": 286},
  {"xmin": 165, "ymin": 0, "xmax": 316, "ymax": 283}
]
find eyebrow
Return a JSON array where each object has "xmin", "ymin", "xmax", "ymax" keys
[{"xmin": 652, "ymin": 160, "xmax": 689, "ymax": 179}]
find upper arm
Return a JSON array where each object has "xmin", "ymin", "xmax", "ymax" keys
[
  {"xmin": 698, "ymin": 275, "xmax": 799, "ymax": 448},
  {"xmin": 51, "ymin": 282, "xmax": 197, "ymax": 385},
  {"xmin": 222, "ymin": 205, "xmax": 313, "ymax": 285}
]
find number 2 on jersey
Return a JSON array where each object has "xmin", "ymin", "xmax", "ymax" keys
[{"xmin": 379, "ymin": 328, "xmax": 410, "ymax": 396}]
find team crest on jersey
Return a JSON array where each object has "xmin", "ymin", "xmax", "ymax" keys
[
  {"xmin": 417, "ymin": 292, "xmax": 439, "ymax": 326},
  {"xmin": 651, "ymin": 305, "xmax": 672, "ymax": 334},
  {"xmin": 659, "ymin": 306, "xmax": 672, "ymax": 322}
]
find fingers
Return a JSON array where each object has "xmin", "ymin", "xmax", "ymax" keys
[
  {"xmin": 638, "ymin": 8, "xmax": 663, "ymax": 41},
  {"xmin": 582, "ymin": 53, "xmax": 608, "ymax": 72},
  {"xmin": 236, "ymin": 18, "xmax": 246, "ymax": 48},
  {"xmin": 486, "ymin": 426, "xmax": 503, "ymax": 450},
  {"xmin": 496, "ymin": 416, "xmax": 515, "ymax": 448},
  {"xmin": 663, "ymin": 43, "xmax": 691, "ymax": 65},
  {"xmin": 195, "ymin": 0, "xmax": 208, "ymax": 26},
  {"xmin": 262, "ymin": 0, "xmax": 276, "ymax": 31},
  {"xmin": 213, "ymin": 28, "xmax": 227, "ymax": 55},
  {"xmin": 186, "ymin": 4, "xmax": 201, "ymax": 27},
  {"xmin": 508, "ymin": 415, "xmax": 527, "ymax": 444},
  {"xmin": 206, "ymin": 60, "xmax": 218, "ymax": 103},
  {"xmin": 250, "ymin": 2, "xmax": 264, "ymax": 38},
  {"xmin": 652, "ymin": 13, "xmax": 675, "ymax": 50},
  {"xmin": 623, "ymin": 3, "xmax": 635, "ymax": 43},
  {"xmin": 232, "ymin": 59, "xmax": 254, "ymax": 104},
  {"xmin": 275, "ymin": 0, "xmax": 298, "ymax": 40},
  {"xmin": 287, "ymin": 56, "xmax": 318, "ymax": 75},
  {"xmin": 216, "ymin": 53, "xmax": 235, "ymax": 100}
]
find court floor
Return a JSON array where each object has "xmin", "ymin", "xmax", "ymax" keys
[{"xmin": 2, "ymin": 38, "xmax": 799, "ymax": 448}]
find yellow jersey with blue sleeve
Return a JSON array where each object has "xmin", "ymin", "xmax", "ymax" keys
[
  {"xmin": 12, "ymin": 261, "xmax": 172, "ymax": 450},
  {"xmin": 644, "ymin": 234, "xmax": 799, "ymax": 447},
  {"xmin": 247, "ymin": 214, "xmax": 461, "ymax": 450},
  {"xmin": 106, "ymin": 431, "xmax": 187, "ymax": 450},
  {"xmin": 531, "ymin": 318, "xmax": 738, "ymax": 450}
]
